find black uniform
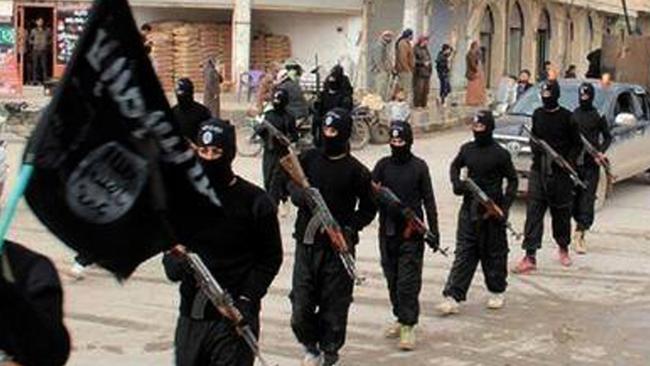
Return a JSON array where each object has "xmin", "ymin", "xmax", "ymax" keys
[
  {"xmin": 164, "ymin": 119, "xmax": 283, "ymax": 366},
  {"xmin": 313, "ymin": 65, "xmax": 354, "ymax": 147},
  {"xmin": 289, "ymin": 108, "xmax": 376, "ymax": 366},
  {"xmin": 372, "ymin": 121, "xmax": 438, "ymax": 326},
  {"xmin": 0, "ymin": 241, "xmax": 70, "ymax": 366},
  {"xmin": 522, "ymin": 81, "xmax": 582, "ymax": 254},
  {"xmin": 172, "ymin": 78, "xmax": 212, "ymax": 143},
  {"xmin": 261, "ymin": 90, "xmax": 298, "ymax": 206},
  {"xmin": 572, "ymin": 83, "xmax": 612, "ymax": 231},
  {"xmin": 443, "ymin": 111, "xmax": 518, "ymax": 301}
]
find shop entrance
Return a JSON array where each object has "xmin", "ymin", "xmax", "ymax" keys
[{"xmin": 17, "ymin": 5, "xmax": 54, "ymax": 85}]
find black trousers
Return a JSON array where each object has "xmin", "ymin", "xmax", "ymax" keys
[
  {"xmin": 31, "ymin": 50, "xmax": 48, "ymax": 84},
  {"xmin": 379, "ymin": 235, "xmax": 424, "ymax": 326},
  {"xmin": 522, "ymin": 170, "xmax": 573, "ymax": 251},
  {"xmin": 175, "ymin": 315, "xmax": 258, "ymax": 366},
  {"xmin": 438, "ymin": 75, "xmax": 451, "ymax": 102},
  {"xmin": 290, "ymin": 242, "xmax": 354, "ymax": 363},
  {"xmin": 262, "ymin": 150, "xmax": 287, "ymax": 206},
  {"xmin": 443, "ymin": 206, "xmax": 509, "ymax": 302},
  {"xmin": 572, "ymin": 164, "xmax": 600, "ymax": 231}
]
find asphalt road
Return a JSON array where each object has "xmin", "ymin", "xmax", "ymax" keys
[{"xmin": 3, "ymin": 126, "xmax": 650, "ymax": 366}]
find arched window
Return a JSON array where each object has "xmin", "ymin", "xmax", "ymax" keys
[
  {"xmin": 508, "ymin": 1, "xmax": 524, "ymax": 76},
  {"xmin": 537, "ymin": 9, "xmax": 551, "ymax": 80},
  {"xmin": 480, "ymin": 6, "xmax": 495, "ymax": 86}
]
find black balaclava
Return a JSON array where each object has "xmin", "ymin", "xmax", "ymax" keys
[
  {"xmin": 321, "ymin": 107, "xmax": 352, "ymax": 157},
  {"xmin": 389, "ymin": 120, "xmax": 413, "ymax": 164},
  {"xmin": 196, "ymin": 118, "xmax": 236, "ymax": 189},
  {"xmin": 175, "ymin": 78, "xmax": 194, "ymax": 108},
  {"xmin": 473, "ymin": 110, "xmax": 495, "ymax": 146},
  {"xmin": 326, "ymin": 65, "xmax": 344, "ymax": 93},
  {"xmin": 272, "ymin": 89, "xmax": 289, "ymax": 111},
  {"xmin": 540, "ymin": 80, "xmax": 560, "ymax": 110},
  {"xmin": 579, "ymin": 82, "xmax": 595, "ymax": 110}
]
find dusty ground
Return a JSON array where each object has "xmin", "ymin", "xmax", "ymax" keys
[{"xmin": 3, "ymin": 126, "xmax": 650, "ymax": 366}]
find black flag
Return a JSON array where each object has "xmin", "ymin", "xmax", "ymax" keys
[{"xmin": 24, "ymin": 0, "xmax": 221, "ymax": 279}]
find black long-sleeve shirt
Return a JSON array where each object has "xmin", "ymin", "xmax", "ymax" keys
[
  {"xmin": 172, "ymin": 101, "xmax": 212, "ymax": 143},
  {"xmin": 0, "ymin": 241, "xmax": 70, "ymax": 366},
  {"xmin": 572, "ymin": 106, "xmax": 613, "ymax": 166},
  {"xmin": 372, "ymin": 154, "xmax": 438, "ymax": 236},
  {"xmin": 530, "ymin": 107, "xmax": 582, "ymax": 173},
  {"xmin": 289, "ymin": 149, "xmax": 377, "ymax": 245},
  {"xmin": 163, "ymin": 177, "xmax": 283, "ymax": 319},
  {"xmin": 450, "ymin": 140, "xmax": 518, "ymax": 218},
  {"xmin": 262, "ymin": 108, "xmax": 298, "ymax": 151}
]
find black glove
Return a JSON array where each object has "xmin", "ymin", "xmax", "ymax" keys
[
  {"xmin": 343, "ymin": 226, "xmax": 359, "ymax": 246},
  {"xmin": 235, "ymin": 296, "xmax": 257, "ymax": 327},
  {"xmin": 452, "ymin": 181, "xmax": 467, "ymax": 196},
  {"xmin": 424, "ymin": 231, "xmax": 441, "ymax": 252}
]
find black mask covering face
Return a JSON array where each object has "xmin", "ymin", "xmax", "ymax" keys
[
  {"xmin": 272, "ymin": 90, "xmax": 289, "ymax": 111},
  {"xmin": 389, "ymin": 121, "xmax": 413, "ymax": 164},
  {"xmin": 579, "ymin": 82, "xmax": 595, "ymax": 109},
  {"xmin": 472, "ymin": 110, "xmax": 495, "ymax": 146},
  {"xmin": 540, "ymin": 80, "xmax": 560, "ymax": 110},
  {"xmin": 321, "ymin": 108, "xmax": 352, "ymax": 157},
  {"xmin": 175, "ymin": 78, "xmax": 194, "ymax": 108},
  {"xmin": 196, "ymin": 119, "xmax": 236, "ymax": 189}
]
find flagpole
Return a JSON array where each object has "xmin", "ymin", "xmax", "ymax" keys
[{"xmin": 0, "ymin": 164, "xmax": 34, "ymax": 254}]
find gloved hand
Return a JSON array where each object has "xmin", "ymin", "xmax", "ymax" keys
[
  {"xmin": 235, "ymin": 296, "xmax": 257, "ymax": 327},
  {"xmin": 424, "ymin": 231, "xmax": 441, "ymax": 252},
  {"xmin": 452, "ymin": 181, "xmax": 468, "ymax": 196}
]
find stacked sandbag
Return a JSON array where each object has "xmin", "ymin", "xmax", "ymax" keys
[
  {"xmin": 198, "ymin": 23, "xmax": 232, "ymax": 82},
  {"xmin": 173, "ymin": 24, "xmax": 204, "ymax": 90},
  {"xmin": 250, "ymin": 34, "xmax": 267, "ymax": 70},
  {"xmin": 148, "ymin": 22, "xmax": 181, "ymax": 92}
]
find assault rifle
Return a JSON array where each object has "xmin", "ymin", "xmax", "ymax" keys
[
  {"xmin": 580, "ymin": 134, "xmax": 615, "ymax": 191},
  {"xmin": 170, "ymin": 247, "xmax": 273, "ymax": 366},
  {"xmin": 522, "ymin": 125, "xmax": 587, "ymax": 189},
  {"xmin": 252, "ymin": 115, "xmax": 293, "ymax": 148},
  {"xmin": 259, "ymin": 119, "xmax": 363, "ymax": 285},
  {"xmin": 463, "ymin": 178, "xmax": 523, "ymax": 240},
  {"xmin": 281, "ymin": 153, "xmax": 364, "ymax": 285},
  {"xmin": 372, "ymin": 182, "xmax": 448, "ymax": 257}
]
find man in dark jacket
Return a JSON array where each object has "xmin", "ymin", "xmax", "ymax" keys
[
  {"xmin": 289, "ymin": 108, "xmax": 377, "ymax": 366},
  {"xmin": 372, "ymin": 121, "xmax": 439, "ymax": 350},
  {"xmin": 516, "ymin": 69, "xmax": 533, "ymax": 100},
  {"xmin": 172, "ymin": 78, "xmax": 212, "ymax": 144},
  {"xmin": 0, "ymin": 241, "xmax": 70, "ymax": 366},
  {"xmin": 435, "ymin": 44, "xmax": 453, "ymax": 106},
  {"xmin": 277, "ymin": 68, "xmax": 310, "ymax": 122},
  {"xmin": 163, "ymin": 119, "xmax": 283, "ymax": 366},
  {"xmin": 571, "ymin": 82, "xmax": 612, "ymax": 254},
  {"xmin": 260, "ymin": 89, "xmax": 298, "ymax": 207},
  {"xmin": 313, "ymin": 65, "xmax": 354, "ymax": 147},
  {"xmin": 413, "ymin": 36, "xmax": 433, "ymax": 108},
  {"xmin": 513, "ymin": 81, "xmax": 582, "ymax": 274},
  {"xmin": 437, "ymin": 110, "xmax": 518, "ymax": 315}
]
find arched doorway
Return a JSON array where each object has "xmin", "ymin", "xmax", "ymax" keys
[
  {"xmin": 480, "ymin": 6, "xmax": 495, "ymax": 87},
  {"xmin": 507, "ymin": 1, "xmax": 524, "ymax": 76}
]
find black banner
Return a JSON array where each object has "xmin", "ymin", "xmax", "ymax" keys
[{"xmin": 25, "ymin": 0, "xmax": 221, "ymax": 279}]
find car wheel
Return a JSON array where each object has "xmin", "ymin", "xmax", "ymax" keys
[
  {"xmin": 350, "ymin": 120, "xmax": 370, "ymax": 151},
  {"xmin": 370, "ymin": 123, "xmax": 390, "ymax": 144},
  {"xmin": 594, "ymin": 169, "xmax": 608, "ymax": 212},
  {"xmin": 236, "ymin": 123, "xmax": 263, "ymax": 157}
]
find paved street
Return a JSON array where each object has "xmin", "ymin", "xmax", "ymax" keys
[{"xmin": 4, "ymin": 126, "xmax": 650, "ymax": 366}]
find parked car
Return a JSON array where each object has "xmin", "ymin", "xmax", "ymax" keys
[{"xmin": 493, "ymin": 79, "xmax": 650, "ymax": 209}]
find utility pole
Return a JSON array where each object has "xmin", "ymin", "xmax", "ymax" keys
[{"xmin": 621, "ymin": 0, "xmax": 634, "ymax": 35}]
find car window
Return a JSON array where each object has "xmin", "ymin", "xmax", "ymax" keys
[
  {"xmin": 509, "ymin": 83, "xmax": 609, "ymax": 116},
  {"xmin": 614, "ymin": 92, "xmax": 637, "ymax": 117}
]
